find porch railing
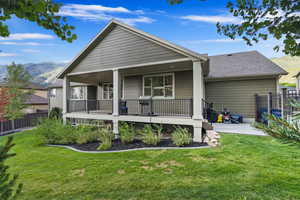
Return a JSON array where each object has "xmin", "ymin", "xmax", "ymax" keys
[
  {"xmin": 68, "ymin": 100, "xmax": 113, "ymax": 114},
  {"xmin": 202, "ymin": 99, "xmax": 214, "ymax": 122},
  {"xmin": 119, "ymin": 99, "xmax": 193, "ymax": 117},
  {"xmin": 68, "ymin": 99, "xmax": 195, "ymax": 118}
]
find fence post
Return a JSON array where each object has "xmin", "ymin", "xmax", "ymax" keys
[
  {"xmin": 281, "ymin": 88, "xmax": 287, "ymax": 120},
  {"xmin": 254, "ymin": 93, "xmax": 258, "ymax": 122},
  {"xmin": 267, "ymin": 92, "xmax": 272, "ymax": 116}
]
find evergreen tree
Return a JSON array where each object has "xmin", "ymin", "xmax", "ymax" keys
[
  {"xmin": 0, "ymin": 136, "xmax": 22, "ymax": 200},
  {"xmin": 4, "ymin": 63, "xmax": 32, "ymax": 130}
]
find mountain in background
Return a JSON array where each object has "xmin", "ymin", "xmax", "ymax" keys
[
  {"xmin": 0, "ymin": 55, "xmax": 299, "ymax": 86},
  {"xmin": 271, "ymin": 56, "xmax": 300, "ymax": 87},
  {"xmin": 0, "ymin": 62, "xmax": 65, "ymax": 85}
]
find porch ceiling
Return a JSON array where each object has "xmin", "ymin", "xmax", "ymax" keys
[
  {"xmin": 120, "ymin": 60, "xmax": 193, "ymax": 76},
  {"xmin": 68, "ymin": 60, "xmax": 193, "ymax": 84},
  {"xmin": 69, "ymin": 70, "xmax": 113, "ymax": 84}
]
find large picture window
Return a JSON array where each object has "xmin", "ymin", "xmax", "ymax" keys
[
  {"xmin": 103, "ymin": 83, "xmax": 113, "ymax": 100},
  {"xmin": 143, "ymin": 73, "xmax": 174, "ymax": 98},
  {"xmin": 70, "ymin": 86, "xmax": 85, "ymax": 100}
]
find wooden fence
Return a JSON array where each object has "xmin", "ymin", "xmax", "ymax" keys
[{"xmin": 0, "ymin": 112, "xmax": 48, "ymax": 135}]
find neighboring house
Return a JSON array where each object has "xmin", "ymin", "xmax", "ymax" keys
[
  {"xmin": 0, "ymin": 82, "xmax": 48, "ymax": 119},
  {"xmin": 50, "ymin": 20, "xmax": 287, "ymax": 141},
  {"xmin": 295, "ymin": 72, "xmax": 300, "ymax": 90}
]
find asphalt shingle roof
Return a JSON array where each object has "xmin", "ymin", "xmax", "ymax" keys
[
  {"xmin": 207, "ymin": 51, "xmax": 288, "ymax": 79},
  {"xmin": 25, "ymin": 94, "xmax": 48, "ymax": 105}
]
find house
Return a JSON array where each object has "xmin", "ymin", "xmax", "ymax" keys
[
  {"xmin": 0, "ymin": 82, "xmax": 48, "ymax": 119},
  {"xmin": 51, "ymin": 20, "xmax": 287, "ymax": 141},
  {"xmin": 295, "ymin": 72, "xmax": 300, "ymax": 90}
]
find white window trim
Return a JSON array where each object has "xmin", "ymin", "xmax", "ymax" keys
[
  {"xmin": 102, "ymin": 82, "xmax": 113, "ymax": 100},
  {"xmin": 69, "ymin": 86, "xmax": 86, "ymax": 100},
  {"xmin": 49, "ymin": 88, "xmax": 56, "ymax": 98},
  {"xmin": 142, "ymin": 73, "xmax": 175, "ymax": 99}
]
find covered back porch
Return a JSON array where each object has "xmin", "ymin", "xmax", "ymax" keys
[{"xmin": 63, "ymin": 59, "xmax": 206, "ymax": 119}]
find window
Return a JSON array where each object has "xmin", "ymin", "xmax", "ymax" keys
[
  {"xmin": 143, "ymin": 73, "xmax": 174, "ymax": 98},
  {"xmin": 103, "ymin": 83, "xmax": 113, "ymax": 100},
  {"xmin": 70, "ymin": 86, "xmax": 85, "ymax": 100},
  {"xmin": 49, "ymin": 88, "xmax": 56, "ymax": 98}
]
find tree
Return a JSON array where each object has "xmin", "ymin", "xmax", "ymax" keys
[
  {"xmin": 0, "ymin": 136, "xmax": 23, "ymax": 200},
  {"xmin": 1, "ymin": 0, "xmax": 76, "ymax": 42},
  {"xmin": 4, "ymin": 63, "xmax": 32, "ymax": 130},
  {"xmin": 255, "ymin": 100, "xmax": 300, "ymax": 143},
  {"xmin": 168, "ymin": 0, "xmax": 300, "ymax": 56}
]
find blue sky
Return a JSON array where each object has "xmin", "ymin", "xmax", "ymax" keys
[{"xmin": 0, "ymin": 0, "xmax": 285, "ymax": 65}]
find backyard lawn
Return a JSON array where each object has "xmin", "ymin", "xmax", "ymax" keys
[{"xmin": 2, "ymin": 130, "xmax": 300, "ymax": 200}]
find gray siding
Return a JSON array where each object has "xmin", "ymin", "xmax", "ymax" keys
[
  {"xmin": 49, "ymin": 88, "xmax": 63, "ymax": 110},
  {"xmin": 123, "ymin": 75, "xmax": 142, "ymax": 99},
  {"xmin": 205, "ymin": 78, "xmax": 277, "ymax": 118},
  {"xmin": 175, "ymin": 70, "xmax": 193, "ymax": 99},
  {"xmin": 71, "ymin": 25, "xmax": 186, "ymax": 74}
]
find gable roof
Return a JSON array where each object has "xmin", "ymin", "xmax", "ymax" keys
[
  {"xmin": 25, "ymin": 94, "xmax": 48, "ymax": 105},
  {"xmin": 57, "ymin": 20, "xmax": 207, "ymax": 79},
  {"xmin": 0, "ymin": 81, "xmax": 46, "ymax": 90},
  {"xmin": 207, "ymin": 51, "xmax": 288, "ymax": 80}
]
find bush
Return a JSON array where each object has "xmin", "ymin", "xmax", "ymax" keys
[
  {"xmin": 75, "ymin": 125, "xmax": 99, "ymax": 145},
  {"xmin": 97, "ymin": 128, "xmax": 114, "ymax": 150},
  {"xmin": 35, "ymin": 118, "xmax": 75, "ymax": 144},
  {"xmin": 119, "ymin": 122, "xmax": 135, "ymax": 144},
  {"xmin": 171, "ymin": 126, "xmax": 192, "ymax": 146},
  {"xmin": 49, "ymin": 107, "xmax": 62, "ymax": 119},
  {"xmin": 140, "ymin": 124, "xmax": 161, "ymax": 146}
]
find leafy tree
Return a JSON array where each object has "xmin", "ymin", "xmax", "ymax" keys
[
  {"xmin": 4, "ymin": 63, "xmax": 32, "ymax": 130},
  {"xmin": 168, "ymin": 0, "xmax": 300, "ymax": 56},
  {"xmin": 0, "ymin": 136, "xmax": 23, "ymax": 200},
  {"xmin": 255, "ymin": 99, "xmax": 300, "ymax": 143},
  {"xmin": 1, "ymin": 0, "xmax": 76, "ymax": 42}
]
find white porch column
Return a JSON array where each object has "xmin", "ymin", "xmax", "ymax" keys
[
  {"xmin": 62, "ymin": 76, "xmax": 70, "ymax": 123},
  {"xmin": 113, "ymin": 69, "xmax": 121, "ymax": 116},
  {"xmin": 113, "ymin": 119, "xmax": 119, "ymax": 139},
  {"xmin": 193, "ymin": 60, "xmax": 204, "ymax": 120}
]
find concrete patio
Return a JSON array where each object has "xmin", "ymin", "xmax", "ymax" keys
[{"xmin": 212, "ymin": 123, "xmax": 266, "ymax": 136}]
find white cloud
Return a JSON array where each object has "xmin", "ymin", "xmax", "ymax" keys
[
  {"xmin": 21, "ymin": 49, "xmax": 41, "ymax": 53},
  {"xmin": 0, "ymin": 33, "xmax": 54, "ymax": 41},
  {"xmin": 181, "ymin": 15, "xmax": 241, "ymax": 24},
  {"xmin": 0, "ymin": 52, "xmax": 17, "ymax": 57},
  {"xmin": 59, "ymin": 4, "xmax": 154, "ymax": 25},
  {"xmin": 63, "ymin": 4, "xmax": 131, "ymax": 13},
  {"xmin": 116, "ymin": 16, "xmax": 154, "ymax": 26},
  {"xmin": 202, "ymin": 38, "xmax": 243, "ymax": 43},
  {"xmin": 183, "ymin": 38, "xmax": 243, "ymax": 45},
  {"xmin": 0, "ymin": 41, "xmax": 41, "ymax": 46}
]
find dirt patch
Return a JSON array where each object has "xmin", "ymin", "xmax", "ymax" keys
[{"xmin": 72, "ymin": 168, "xmax": 85, "ymax": 177}]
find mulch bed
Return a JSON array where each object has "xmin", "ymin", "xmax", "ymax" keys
[{"xmin": 67, "ymin": 139, "xmax": 208, "ymax": 152}]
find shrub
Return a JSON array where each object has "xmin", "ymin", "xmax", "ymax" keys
[
  {"xmin": 49, "ymin": 107, "xmax": 62, "ymax": 119},
  {"xmin": 119, "ymin": 122, "xmax": 135, "ymax": 144},
  {"xmin": 35, "ymin": 118, "xmax": 75, "ymax": 145},
  {"xmin": 171, "ymin": 126, "xmax": 192, "ymax": 146},
  {"xmin": 140, "ymin": 124, "xmax": 161, "ymax": 146},
  {"xmin": 75, "ymin": 125, "xmax": 99, "ymax": 145},
  {"xmin": 97, "ymin": 128, "xmax": 114, "ymax": 150}
]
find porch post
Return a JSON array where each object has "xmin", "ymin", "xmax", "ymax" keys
[
  {"xmin": 62, "ymin": 76, "xmax": 70, "ymax": 123},
  {"xmin": 192, "ymin": 60, "xmax": 204, "ymax": 120},
  {"xmin": 113, "ymin": 69, "xmax": 121, "ymax": 116}
]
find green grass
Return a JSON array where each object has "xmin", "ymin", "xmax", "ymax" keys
[{"xmin": 2, "ymin": 130, "xmax": 300, "ymax": 200}]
